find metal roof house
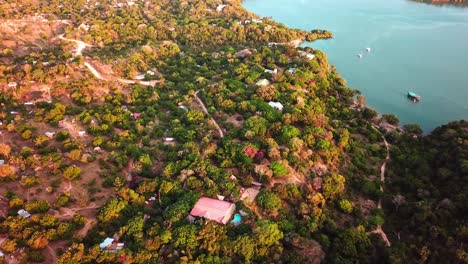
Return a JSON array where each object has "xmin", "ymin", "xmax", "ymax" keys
[
  {"xmin": 18, "ymin": 209, "xmax": 31, "ymax": 218},
  {"xmin": 190, "ymin": 197, "xmax": 235, "ymax": 225},
  {"xmin": 268, "ymin": 101, "xmax": 284, "ymax": 111},
  {"xmin": 100, "ymin": 238, "xmax": 114, "ymax": 249}
]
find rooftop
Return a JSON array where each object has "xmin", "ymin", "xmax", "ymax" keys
[
  {"xmin": 99, "ymin": 237, "xmax": 114, "ymax": 249},
  {"xmin": 18, "ymin": 209, "xmax": 31, "ymax": 218},
  {"xmin": 190, "ymin": 197, "xmax": 235, "ymax": 224}
]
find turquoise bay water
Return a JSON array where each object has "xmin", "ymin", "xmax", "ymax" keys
[{"xmin": 243, "ymin": 0, "xmax": 468, "ymax": 132}]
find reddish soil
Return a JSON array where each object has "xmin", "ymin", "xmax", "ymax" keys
[
  {"xmin": 0, "ymin": 18, "xmax": 67, "ymax": 58},
  {"xmin": 226, "ymin": 114, "xmax": 244, "ymax": 127}
]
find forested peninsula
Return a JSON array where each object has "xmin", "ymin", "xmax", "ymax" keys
[
  {"xmin": 412, "ymin": 0, "xmax": 468, "ymax": 5},
  {"xmin": 0, "ymin": 0, "xmax": 466, "ymax": 263}
]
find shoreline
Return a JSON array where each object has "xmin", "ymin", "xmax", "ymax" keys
[{"xmin": 241, "ymin": 0, "xmax": 467, "ymax": 134}]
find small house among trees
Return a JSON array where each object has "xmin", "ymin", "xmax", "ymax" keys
[
  {"xmin": 190, "ymin": 197, "xmax": 235, "ymax": 225},
  {"xmin": 17, "ymin": 209, "xmax": 31, "ymax": 218},
  {"xmin": 268, "ymin": 101, "xmax": 284, "ymax": 111}
]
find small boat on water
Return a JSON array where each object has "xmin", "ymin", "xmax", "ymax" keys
[
  {"xmin": 366, "ymin": 47, "xmax": 371, "ymax": 52},
  {"xmin": 407, "ymin": 91, "xmax": 421, "ymax": 103},
  {"xmin": 357, "ymin": 53, "xmax": 363, "ymax": 58}
]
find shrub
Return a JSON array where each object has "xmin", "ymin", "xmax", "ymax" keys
[
  {"xmin": 20, "ymin": 176, "xmax": 40, "ymax": 187},
  {"xmin": 339, "ymin": 199, "xmax": 353, "ymax": 213},
  {"xmin": 22, "ymin": 130, "xmax": 32, "ymax": 140},
  {"xmin": 55, "ymin": 193, "xmax": 71, "ymax": 208},
  {"xmin": 63, "ymin": 165, "xmax": 81, "ymax": 180},
  {"xmin": 25, "ymin": 200, "xmax": 50, "ymax": 213},
  {"xmin": 55, "ymin": 130, "xmax": 70, "ymax": 141},
  {"xmin": 257, "ymin": 190, "xmax": 281, "ymax": 213},
  {"xmin": 270, "ymin": 161, "xmax": 289, "ymax": 177},
  {"xmin": 382, "ymin": 114, "xmax": 399, "ymax": 125},
  {"xmin": 362, "ymin": 108, "xmax": 377, "ymax": 120}
]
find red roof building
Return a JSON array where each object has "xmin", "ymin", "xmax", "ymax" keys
[{"xmin": 190, "ymin": 197, "xmax": 235, "ymax": 225}]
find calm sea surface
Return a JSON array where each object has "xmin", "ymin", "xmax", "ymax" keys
[{"xmin": 243, "ymin": 0, "xmax": 468, "ymax": 132}]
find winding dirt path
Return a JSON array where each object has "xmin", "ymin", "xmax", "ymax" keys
[
  {"xmin": 58, "ymin": 34, "xmax": 158, "ymax": 86},
  {"xmin": 370, "ymin": 126, "xmax": 391, "ymax": 247},
  {"xmin": 58, "ymin": 34, "xmax": 92, "ymax": 57},
  {"xmin": 378, "ymin": 138, "xmax": 389, "ymax": 209},
  {"xmin": 64, "ymin": 179, "xmax": 72, "ymax": 192},
  {"xmin": 194, "ymin": 91, "xmax": 224, "ymax": 138},
  {"xmin": 77, "ymin": 218, "xmax": 96, "ymax": 237},
  {"xmin": 46, "ymin": 245, "xmax": 57, "ymax": 264},
  {"xmin": 124, "ymin": 158, "xmax": 134, "ymax": 186},
  {"xmin": 57, "ymin": 204, "xmax": 100, "ymax": 221}
]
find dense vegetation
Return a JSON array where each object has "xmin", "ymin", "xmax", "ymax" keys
[
  {"xmin": 0, "ymin": 0, "xmax": 466, "ymax": 263},
  {"xmin": 384, "ymin": 121, "xmax": 468, "ymax": 263}
]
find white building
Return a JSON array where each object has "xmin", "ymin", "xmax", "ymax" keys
[
  {"xmin": 216, "ymin": 4, "xmax": 226, "ymax": 12},
  {"xmin": 45, "ymin": 132, "xmax": 55, "ymax": 138},
  {"xmin": 100, "ymin": 238, "xmax": 114, "ymax": 249},
  {"xmin": 268, "ymin": 101, "xmax": 284, "ymax": 111},
  {"xmin": 18, "ymin": 209, "xmax": 31, "ymax": 218},
  {"xmin": 135, "ymin": 74, "xmax": 146, "ymax": 80},
  {"xmin": 298, "ymin": 51, "xmax": 315, "ymax": 60}
]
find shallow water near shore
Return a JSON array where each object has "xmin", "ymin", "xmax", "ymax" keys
[{"xmin": 243, "ymin": 0, "xmax": 468, "ymax": 132}]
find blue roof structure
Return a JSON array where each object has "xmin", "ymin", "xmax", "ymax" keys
[{"xmin": 100, "ymin": 238, "xmax": 114, "ymax": 249}]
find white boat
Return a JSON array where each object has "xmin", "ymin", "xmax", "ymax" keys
[
  {"xmin": 366, "ymin": 47, "xmax": 371, "ymax": 52},
  {"xmin": 357, "ymin": 53, "xmax": 363, "ymax": 58}
]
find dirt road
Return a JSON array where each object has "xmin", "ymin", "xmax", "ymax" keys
[
  {"xmin": 194, "ymin": 91, "xmax": 224, "ymax": 138},
  {"xmin": 370, "ymin": 126, "xmax": 391, "ymax": 247},
  {"xmin": 46, "ymin": 245, "xmax": 57, "ymax": 264},
  {"xmin": 77, "ymin": 218, "xmax": 95, "ymax": 237},
  {"xmin": 58, "ymin": 34, "xmax": 92, "ymax": 57},
  {"xmin": 58, "ymin": 34, "xmax": 159, "ymax": 87}
]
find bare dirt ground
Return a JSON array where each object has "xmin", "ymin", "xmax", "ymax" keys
[
  {"xmin": 0, "ymin": 18, "xmax": 67, "ymax": 58},
  {"xmin": 269, "ymin": 163, "xmax": 305, "ymax": 187},
  {"xmin": 45, "ymin": 245, "xmax": 57, "ymax": 264},
  {"xmin": 57, "ymin": 204, "xmax": 99, "ymax": 221},
  {"xmin": 58, "ymin": 118, "xmax": 87, "ymax": 140},
  {"xmin": 226, "ymin": 114, "xmax": 244, "ymax": 127},
  {"xmin": 243, "ymin": 201, "xmax": 267, "ymax": 220},
  {"xmin": 43, "ymin": 240, "xmax": 68, "ymax": 264},
  {"xmin": 357, "ymin": 196, "xmax": 377, "ymax": 216},
  {"xmin": 58, "ymin": 35, "xmax": 159, "ymax": 86},
  {"xmin": 16, "ymin": 83, "xmax": 53, "ymax": 103},
  {"xmin": 123, "ymin": 158, "xmax": 135, "ymax": 185},
  {"xmin": 378, "ymin": 120, "xmax": 401, "ymax": 133},
  {"xmin": 77, "ymin": 218, "xmax": 96, "ymax": 237}
]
